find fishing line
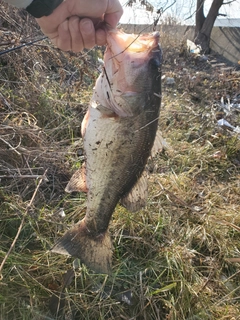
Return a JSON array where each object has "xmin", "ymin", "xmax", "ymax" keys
[
  {"xmin": 0, "ymin": 36, "xmax": 47, "ymax": 56},
  {"xmin": 0, "ymin": 36, "xmax": 103, "ymax": 80},
  {"xmin": 135, "ymin": 116, "xmax": 160, "ymax": 132},
  {"xmin": 109, "ymin": 31, "xmax": 143, "ymax": 60}
]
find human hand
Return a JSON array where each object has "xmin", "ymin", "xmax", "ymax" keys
[{"xmin": 36, "ymin": 0, "xmax": 123, "ymax": 52}]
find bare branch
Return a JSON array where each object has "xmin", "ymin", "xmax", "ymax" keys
[
  {"xmin": 0, "ymin": 136, "xmax": 21, "ymax": 155},
  {"xmin": 162, "ymin": 0, "xmax": 176, "ymax": 13},
  {"xmin": 0, "ymin": 174, "xmax": 49, "ymax": 181},
  {"xmin": 223, "ymin": 0, "xmax": 237, "ymax": 4}
]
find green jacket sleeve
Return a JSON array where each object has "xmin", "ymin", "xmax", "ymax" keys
[{"xmin": 3, "ymin": 0, "xmax": 63, "ymax": 18}]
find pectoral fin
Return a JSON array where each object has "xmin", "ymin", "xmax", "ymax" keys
[
  {"xmin": 65, "ymin": 163, "xmax": 88, "ymax": 193},
  {"xmin": 120, "ymin": 171, "xmax": 148, "ymax": 212}
]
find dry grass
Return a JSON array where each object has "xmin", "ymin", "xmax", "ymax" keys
[{"xmin": 0, "ymin": 2, "xmax": 240, "ymax": 320}]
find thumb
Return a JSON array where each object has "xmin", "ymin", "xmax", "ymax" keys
[{"xmin": 104, "ymin": 0, "xmax": 123, "ymax": 28}]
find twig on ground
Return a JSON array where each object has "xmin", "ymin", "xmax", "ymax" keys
[
  {"xmin": 0, "ymin": 136, "xmax": 21, "ymax": 155},
  {"xmin": 0, "ymin": 174, "xmax": 49, "ymax": 181},
  {"xmin": 0, "ymin": 169, "xmax": 48, "ymax": 278}
]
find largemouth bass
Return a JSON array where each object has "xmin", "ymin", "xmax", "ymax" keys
[{"xmin": 52, "ymin": 29, "xmax": 163, "ymax": 274}]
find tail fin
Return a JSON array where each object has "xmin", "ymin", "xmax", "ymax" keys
[{"xmin": 51, "ymin": 219, "xmax": 112, "ymax": 274}]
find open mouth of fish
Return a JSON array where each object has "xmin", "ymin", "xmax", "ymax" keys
[{"xmin": 52, "ymin": 29, "xmax": 163, "ymax": 274}]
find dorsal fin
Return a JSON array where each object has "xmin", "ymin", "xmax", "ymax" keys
[{"xmin": 65, "ymin": 163, "xmax": 88, "ymax": 193}]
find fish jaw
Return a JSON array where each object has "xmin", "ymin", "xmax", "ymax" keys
[
  {"xmin": 92, "ymin": 30, "xmax": 162, "ymax": 117},
  {"xmin": 105, "ymin": 30, "xmax": 161, "ymax": 89}
]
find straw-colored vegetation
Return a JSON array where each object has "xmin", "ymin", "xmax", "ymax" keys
[{"xmin": 0, "ymin": 3, "xmax": 240, "ymax": 320}]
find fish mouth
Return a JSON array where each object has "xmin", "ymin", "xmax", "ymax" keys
[
  {"xmin": 104, "ymin": 29, "xmax": 161, "ymax": 81},
  {"xmin": 104, "ymin": 30, "xmax": 160, "ymax": 66},
  {"xmin": 106, "ymin": 30, "xmax": 160, "ymax": 55}
]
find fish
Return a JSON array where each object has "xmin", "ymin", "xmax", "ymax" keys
[{"xmin": 52, "ymin": 29, "xmax": 163, "ymax": 274}]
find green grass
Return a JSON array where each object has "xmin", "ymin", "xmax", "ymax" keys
[{"xmin": 0, "ymin": 3, "xmax": 240, "ymax": 319}]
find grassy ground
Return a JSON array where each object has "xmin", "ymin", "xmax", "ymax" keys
[{"xmin": 0, "ymin": 3, "xmax": 240, "ymax": 320}]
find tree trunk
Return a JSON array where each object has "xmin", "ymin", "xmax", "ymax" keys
[
  {"xmin": 195, "ymin": 0, "xmax": 205, "ymax": 39},
  {"xmin": 194, "ymin": 0, "xmax": 224, "ymax": 53}
]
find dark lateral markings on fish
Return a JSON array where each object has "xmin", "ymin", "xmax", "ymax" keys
[{"xmin": 52, "ymin": 29, "xmax": 164, "ymax": 274}]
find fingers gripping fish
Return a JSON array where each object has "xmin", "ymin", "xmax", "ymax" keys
[{"xmin": 52, "ymin": 29, "xmax": 163, "ymax": 274}]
